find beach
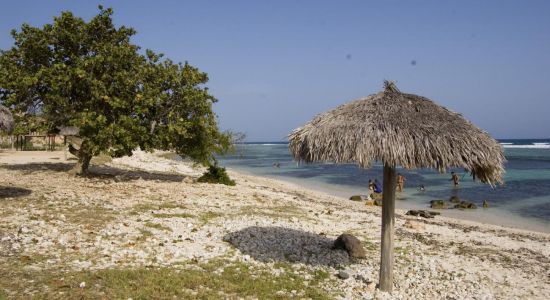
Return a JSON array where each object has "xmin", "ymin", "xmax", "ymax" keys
[
  {"xmin": 1, "ymin": 150, "xmax": 549, "ymax": 299},
  {"xmin": 219, "ymin": 142, "xmax": 550, "ymax": 234}
]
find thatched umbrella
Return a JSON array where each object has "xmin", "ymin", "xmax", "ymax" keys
[
  {"xmin": 0, "ymin": 105, "xmax": 14, "ymax": 133},
  {"xmin": 288, "ymin": 81, "xmax": 504, "ymax": 292}
]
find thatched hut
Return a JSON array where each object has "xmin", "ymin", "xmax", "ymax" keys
[
  {"xmin": 57, "ymin": 126, "xmax": 79, "ymax": 136},
  {"xmin": 0, "ymin": 105, "xmax": 14, "ymax": 133},
  {"xmin": 288, "ymin": 81, "xmax": 504, "ymax": 292}
]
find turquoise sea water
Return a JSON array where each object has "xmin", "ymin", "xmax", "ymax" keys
[{"xmin": 218, "ymin": 139, "xmax": 550, "ymax": 233}]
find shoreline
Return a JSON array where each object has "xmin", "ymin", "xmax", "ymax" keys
[
  {"xmin": 222, "ymin": 164, "xmax": 550, "ymax": 234},
  {"xmin": 1, "ymin": 150, "xmax": 549, "ymax": 299}
]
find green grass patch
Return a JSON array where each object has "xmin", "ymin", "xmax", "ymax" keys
[
  {"xmin": 152, "ymin": 213, "xmax": 194, "ymax": 219},
  {"xmin": 136, "ymin": 229, "xmax": 153, "ymax": 241},
  {"xmin": 8, "ymin": 259, "xmax": 333, "ymax": 299},
  {"xmin": 144, "ymin": 222, "xmax": 172, "ymax": 232},
  {"xmin": 130, "ymin": 202, "xmax": 186, "ymax": 215},
  {"xmin": 198, "ymin": 211, "xmax": 223, "ymax": 226},
  {"xmin": 18, "ymin": 253, "xmax": 51, "ymax": 266}
]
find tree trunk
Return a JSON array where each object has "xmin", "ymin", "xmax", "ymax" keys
[
  {"xmin": 73, "ymin": 152, "xmax": 92, "ymax": 175},
  {"xmin": 379, "ymin": 163, "xmax": 397, "ymax": 292},
  {"xmin": 69, "ymin": 140, "xmax": 92, "ymax": 175}
]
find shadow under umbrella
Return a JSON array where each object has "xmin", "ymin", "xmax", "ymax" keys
[{"xmin": 223, "ymin": 226, "xmax": 349, "ymax": 267}]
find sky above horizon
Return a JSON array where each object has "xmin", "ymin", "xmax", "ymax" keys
[{"xmin": 1, "ymin": 1, "xmax": 549, "ymax": 141}]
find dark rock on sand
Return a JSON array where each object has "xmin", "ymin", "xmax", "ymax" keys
[
  {"xmin": 333, "ymin": 234, "xmax": 366, "ymax": 259},
  {"xmin": 405, "ymin": 210, "xmax": 440, "ymax": 218},
  {"xmin": 430, "ymin": 200, "xmax": 448, "ymax": 209},
  {"xmin": 337, "ymin": 270, "xmax": 350, "ymax": 280},
  {"xmin": 371, "ymin": 193, "xmax": 383, "ymax": 201},
  {"xmin": 349, "ymin": 195, "xmax": 368, "ymax": 201},
  {"xmin": 455, "ymin": 201, "xmax": 477, "ymax": 209}
]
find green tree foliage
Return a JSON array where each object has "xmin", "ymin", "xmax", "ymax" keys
[{"xmin": 0, "ymin": 7, "xmax": 231, "ymax": 174}]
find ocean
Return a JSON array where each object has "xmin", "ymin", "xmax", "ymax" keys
[{"xmin": 217, "ymin": 139, "xmax": 550, "ymax": 233}]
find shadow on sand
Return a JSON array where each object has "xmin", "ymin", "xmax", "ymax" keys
[
  {"xmin": 0, "ymin": 186, "xmax": 32, "ymax": 199},
  {"xmin": 1, "ymin": 163, "xmax": 190, "ymax": 183},
  {"xmin": 223, "ymin": 226, "xmax": 349, "ymax": 266}
]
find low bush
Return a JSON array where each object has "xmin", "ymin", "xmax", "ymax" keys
[{"xmin": 197, "ymin": 165, "xmax": 236, "ymax": 186}]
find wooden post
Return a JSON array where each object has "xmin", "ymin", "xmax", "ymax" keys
[{"xmin": 379, "ymin": 163, "xmax": 397, "ymax": 292}]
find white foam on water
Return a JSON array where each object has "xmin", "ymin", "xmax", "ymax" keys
[{"xmin": 502, "ymin": 144, "xmax": 550, "ymax": 149}]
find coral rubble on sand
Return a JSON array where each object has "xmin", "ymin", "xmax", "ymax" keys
[{"xmin": 0, "ymin": 150, "xmax": 548, "ymax": 299}]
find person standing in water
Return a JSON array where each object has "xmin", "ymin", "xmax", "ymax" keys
[
  {"xmin": 397, "ymin": 173, "xmax": 406, "ymax": 192},
  {"xmin": 450, "ymin": 171, "xmax": 460, "ymax": 187},
  {"xmin": 368, "ymin": 179, "xmax": 375, "ymax": 194}
]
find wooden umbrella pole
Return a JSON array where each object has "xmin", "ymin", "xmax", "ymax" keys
[{"xmin": 379, "ymin": 163, "xmax": 397, "ymax": 292}]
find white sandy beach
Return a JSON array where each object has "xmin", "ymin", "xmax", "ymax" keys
[{"xmin": 1, "ymin": 150, "xmax": 549, "ymax": 299}]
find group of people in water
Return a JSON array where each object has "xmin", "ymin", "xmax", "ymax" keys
[{"xmin": 367, "ymin": 171, "xmax": 461, "ymax": 195}]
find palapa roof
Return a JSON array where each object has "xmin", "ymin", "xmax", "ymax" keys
[
  {"xmin": 0, "ymin": 105, "xmax": 14, "ymax": 133},
  {"xmin": 57, "ymin": 126, "xmax": 79, "ymax": 136},
  {"xmin": 288, "ymin": 81, "xmax": 505, "ymax": 185}
]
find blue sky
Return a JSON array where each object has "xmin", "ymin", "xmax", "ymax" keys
[{"xmin": 1, "ymin": 1, "xmax": 549, "ymax": 140}]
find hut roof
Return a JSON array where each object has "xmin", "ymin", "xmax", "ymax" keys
[
  {"xmin": 288, "ymin": 81, "xmax": 505, "ymax": 185},
  {"xmin": 57, "ymin": 126, "xmax": 79, "ymax": 136},
  {"xmin": 0, "ymin": 105, "xmax": 14, "ymax": 133}
]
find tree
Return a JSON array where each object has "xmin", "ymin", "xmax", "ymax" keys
[{"xmin": 0, "ymin": 7, "xmax": 231, "ymax": 174}]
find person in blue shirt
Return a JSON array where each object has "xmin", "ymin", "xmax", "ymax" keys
[{"xmin": 374, "ymin": 179, "xmax": 383, "ymax": 193}]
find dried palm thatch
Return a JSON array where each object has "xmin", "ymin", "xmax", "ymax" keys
[
  {"xmin": 0, "ymin": 105, "xmax": 14, "ymax": 133},
  {"xmin": 289, "ymin": 81, "xmax": 505, "ymax": 292},
  {"xmin": 289, "ymin": 81, "xmax": 505, "ymax": 185}
]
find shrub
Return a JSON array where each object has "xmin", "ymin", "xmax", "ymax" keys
[{"xmin": 197, "ymin": 165, "xmax": 236, "ymax": 186}]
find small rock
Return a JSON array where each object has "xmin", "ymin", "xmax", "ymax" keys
[
  {"xmin": 483, "ymin": 199, "xmax": 489, "ymax": 208},
  {"xmin": 79, "ymin": 282, "xmax": 86, "ymax": 288},
  {"xmin": 349, "ymin": 195, "xmax": 368, "ymax": 201},
  {"xmin": 242, "ymin": 255, "xmax": 251, "ymax": 261},
  {"xmin": 430, "ymin": 200, "xmax": 448, "ymax": 209},
  {"xmin": 333, "ymin": 234, "xmax": 366, "ymax": 258},
  {"xmin": 354, "ymin": 274, "xmax": 370, "ymax": 284},
  {"xmin": 405, "ymin": 210, "xmax": 438, "ymax": 218},
  {"xmin": 454, "ymin": 201, "xmax": 477, "ymax": 209},
  {"xmin": 337, "ymin": 271, "xmax": 350, "ymax": 279}
]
